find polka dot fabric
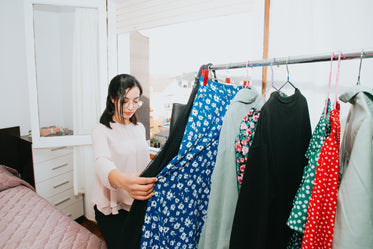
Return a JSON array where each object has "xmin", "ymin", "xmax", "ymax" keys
[
  {"xmin": 301, "ymin": 102, "xmax": 341, "ymax": 249},
  {"xmin": 287, "ymin": 231, "xmax": 304, "ymax": 249},
  {"xmin": 140, "ymin": 78, "xmax": 241, "ymax": 249},
  {"xmin": 286, "ymin": 100, "xmax": 331, "ymax": 249},
  {"xmin": 235, "ymin": 108, "xmax": 260, "ymax": 190}
]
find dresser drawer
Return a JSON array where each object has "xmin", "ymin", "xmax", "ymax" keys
[
  {"xmin": 46, "ymin": 187, "xmax": 83, "ymax": 210},
  {"xmin": 34, "ymin": 153, "xmax": 73, "ymax": 183},
  {"xmin": 62, "ymin": 200, "xmax": 84, "ymax": 220},
  {"xmin": 33, "ymin": 146, "xmax": 73, "ymax": 164},
  {"xmin": 35, "ymin": 171, "xmax": 73, "ymax": 199}
]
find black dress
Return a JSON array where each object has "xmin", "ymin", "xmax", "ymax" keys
[{"xmin": 229, "ymin": 89, "xmax": 312, "ymax": 249}]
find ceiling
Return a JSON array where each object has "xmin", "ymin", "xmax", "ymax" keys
[{"xmin": 115, "ymin": 0, "xmax": 255, "ymax": 33}]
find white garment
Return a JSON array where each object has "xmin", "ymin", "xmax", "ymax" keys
[
  {"xmin": 333, "ymin": 86, "xmax": 373, "ymax": 249},
  {"xmin": 91, "ymin": 122, "xmax": 150, "ymax": 215}
]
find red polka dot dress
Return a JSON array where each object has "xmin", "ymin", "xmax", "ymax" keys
[{"xmin": 301, "ymin": 102, "xmax": 340, "ymax": 249}]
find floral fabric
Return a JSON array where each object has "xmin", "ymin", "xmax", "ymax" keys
[
  {"xmin": 235, "ymin": 108, "xmax": 260, "ymax": 190},
  {"xmin": 198, "ymin": 87, "xmax": 263, "ymax": 249},
  {"xmin": 140, "ymin": 78, "xmax": 241, "ymax": 249},
  {"xmin": 301, "ymin": 102, "xmax": 341, "ymax": 249}
]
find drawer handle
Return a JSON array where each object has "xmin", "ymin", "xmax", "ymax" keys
[
  {"xmin": 53, "ymin": 180, "xmax": 69, "ymax": 189},
  {"xmin": 54, "ymin": 197, "xmax": 71, "ymax": 206},
  {"xmin": 52, "ymin": 163, "xmax": 68, "ymax": 171},
  {"xmin": 50, "ymin": 146, "xmax": 67, "ymax": 152}
]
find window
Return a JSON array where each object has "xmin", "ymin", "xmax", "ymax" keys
[{"xmin": 118, "ymin": 11, "xmax": 265, "ymax": 147}]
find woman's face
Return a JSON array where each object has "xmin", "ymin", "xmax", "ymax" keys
[{"xmin": 113, "ymin": 86, "xmax": 141, "ymax": 124}]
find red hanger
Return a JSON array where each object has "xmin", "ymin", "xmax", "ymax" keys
[{"xmin": 202, "ymin": 70, "xmax": 209, "ymax": 86}]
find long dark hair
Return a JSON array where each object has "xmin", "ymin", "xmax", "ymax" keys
[{"xmin": 99, "ymin": 74, "xmax": 143, "ymax": 128}]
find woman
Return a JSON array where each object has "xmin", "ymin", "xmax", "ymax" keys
[{"xmin": 91, "ymin": 74, "xmax": 157, "ymax": 249}]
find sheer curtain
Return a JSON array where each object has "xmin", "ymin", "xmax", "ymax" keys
[{"xmin": 72, "ymin": 8, "xmax": 100, "ymax": 220}]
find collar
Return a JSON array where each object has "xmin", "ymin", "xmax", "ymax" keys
[
  {"xmin": 339, "ymin": 85, "xmax": 373, "ymax": 103},
  {"xmin": 231, "ymin": 87, "xmax": 261, "ymax": 104}
]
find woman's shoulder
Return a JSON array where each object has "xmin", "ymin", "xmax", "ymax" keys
[
  {"xmin": 135, "ymin": 122, "xmax": 145, "ymax": 129},
  {"xmin": 134, "ymin": 122, "xmax": 146, "ymax": 136},
  {"xmin": 93, "ymin": 123, "xmax": 109, "ymax": 130},
  {"xmin": 94, "ymin": 122, "xmax": 145, "ymax": 132},
  {"xmin": 92, "ymin": 123, "xmax": 111, "ymax": 135}
]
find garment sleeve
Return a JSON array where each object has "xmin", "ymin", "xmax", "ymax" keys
[
  {"xmin": 92, "ymin": 125, "xmax": 117, "ymax": 190},
  {"xmin": 140, "ymin": 122, "xmax": 151, "ymax": 165}
]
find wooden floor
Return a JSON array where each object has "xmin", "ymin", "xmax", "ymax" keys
[{"xmin": 78, "ymin": 216, "xmax": 104, "ymax": 241}]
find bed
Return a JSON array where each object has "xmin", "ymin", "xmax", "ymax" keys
[{"xmin": 0, "ymin": 127, "xmax": 106, "ymax": 249}]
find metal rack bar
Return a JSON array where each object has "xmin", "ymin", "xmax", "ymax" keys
[{"xmin": 209, "ymin": 49, "xmax": 373, "ymax": 70}]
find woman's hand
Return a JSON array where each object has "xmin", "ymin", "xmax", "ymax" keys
[{"xmin": 108, "ymin": 170, "xmax": 157, "ymax": 200}]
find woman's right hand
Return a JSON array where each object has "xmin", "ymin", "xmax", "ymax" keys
[{"xmin": 108, "ymin": 170, "xmax": 157, "ymax": 200}]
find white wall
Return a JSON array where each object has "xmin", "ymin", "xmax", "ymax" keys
[
  {"xmin": 3, "ymin": 0, "xmax": 371, "ymax": 135},
  {"xmin": 0, "ymin": 0, "xmax": 30, "ymax": 135},
  {"xmin": 0, "ymin": 0, "xmax": 113, "ymax": 137},
  {"xmin": 269, "ymin": 0, "xmax": 373, "ymax": 131},
  {"xmin": 0, "ymin": 0, "xmax": 371, "ymax": 151}
]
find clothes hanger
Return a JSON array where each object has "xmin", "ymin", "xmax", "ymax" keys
[
  {"xmin": 271, "ymin": 58, "xmax": 280, "ymax": 91},
  {"xmin": 225, "ymin": 64, "xmax": 231, "ymax": 83},
  {"xmin": 207, "ymin": 65, "xmax": 218, "ymax": 82},
  {"xmin": 203, "ymin": 65, "xmax": 220, "ymax": 86},
  {"xmin": 202, "ymin": 69, "xmax": 209, "ymax": 86},
  {"xmin": 323, "ymin": 51, "xmax": 343, "ymax": 114},
  {"xmin": 356, "ymin": 49, "xmax": 365, "ymax": 85},
  {"xmin": 324, "ymin": 52, "xmax": 334, "ymax": 118},
  {"xmin": 243, "ymin": 60, "xmax": 251, "ymax": 88},
  {"xmin": 278, "ymin": 57, "xmax": 296, "ymax": 91},
  {"xmin": 252, "ymin": 59, "xmax": 277, "ymax": 108},
  {"xmin": 206, "ymin": 64, "xmax": 235, "ymax": 85},
  {"xmin": 334, "ymin": 51, "xmax": 343, "ymax": 108}
]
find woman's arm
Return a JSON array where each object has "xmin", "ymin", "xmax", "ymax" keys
[
  {"xmin": 92, "ymin": 125, "xmax": 118, "ymax": 190},
  {"xmin": 108, "ymin": 169, "xmax": 157, "ymax": 200}
]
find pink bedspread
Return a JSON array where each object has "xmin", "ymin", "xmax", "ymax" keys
[{"xmin": 0, "ymin": 165, "xmax": 106, "ymax": 249}]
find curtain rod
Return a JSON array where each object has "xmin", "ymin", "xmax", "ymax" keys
[{"xmin": 209, "ymin": 49, "xmax": 373, "ymax": 70}]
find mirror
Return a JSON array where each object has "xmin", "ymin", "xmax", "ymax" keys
[
  {"xmin": 25, "ymin": 0, "xmax": 107, "ymax": 148},
  {"xmin": 34, "ymin": 4, "xmax": 76, "ymax": 137}
]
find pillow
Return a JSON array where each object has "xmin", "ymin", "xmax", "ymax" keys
[{"xmin": 0, "ymin": 165, "xmax": 34, "ymax": 192}]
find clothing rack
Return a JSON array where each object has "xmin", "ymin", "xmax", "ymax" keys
[{"xmin": 208, "ymin": 48, "xmax": 373, "ymax": 70}]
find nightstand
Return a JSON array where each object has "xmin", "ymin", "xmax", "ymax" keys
[{"xmin": 33, "ymin": 146, "xmax": 84, "ymax": 220}]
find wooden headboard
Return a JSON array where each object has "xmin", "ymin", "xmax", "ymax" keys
[{"xmin": 0, "ymin": 126, "xmax": 35, "ymax": 187}]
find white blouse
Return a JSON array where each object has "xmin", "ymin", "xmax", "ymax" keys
[{"xmin": 91, "ymin": 122, "xmax": 150, "ymax": 215}]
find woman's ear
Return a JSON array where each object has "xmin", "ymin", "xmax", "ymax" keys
[{"xmin": 110, "ymin": 97, "xmax": 115, "ymax": 104}]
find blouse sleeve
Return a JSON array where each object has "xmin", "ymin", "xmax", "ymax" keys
[{"xmin": 92, "ymin": 125, "xmax": 117, "ymax": 190}]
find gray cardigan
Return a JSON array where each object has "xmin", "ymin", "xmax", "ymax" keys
[
  {"xmin": 333, "ymin": 86, "xmax": 373, "ymax": 249},
  {"xmin": 198, "ymin": 87, "xmax": 264, "ymax": 249}
]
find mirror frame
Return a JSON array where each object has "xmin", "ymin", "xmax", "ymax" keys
[{"xmin": 24, "ymin": 0, "xmax": 107, "ymax": 148}]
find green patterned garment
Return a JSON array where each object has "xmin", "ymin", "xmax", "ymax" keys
[{"xmin": 286, "ymin": 99, "xmax": 331, "ymax": 248}]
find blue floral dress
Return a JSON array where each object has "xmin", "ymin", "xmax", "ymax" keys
[
  {"xmin": 140, "ymin": 78, "xmax": 241, "ymax": 249},
  {"xmin": 235, "ymin": 108, "xmax": 260, "ymax": 190}
]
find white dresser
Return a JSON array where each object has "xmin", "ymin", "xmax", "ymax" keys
[{"xmin": 33, "ymin": 146, "xmax": 84, "ymax": 220}]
